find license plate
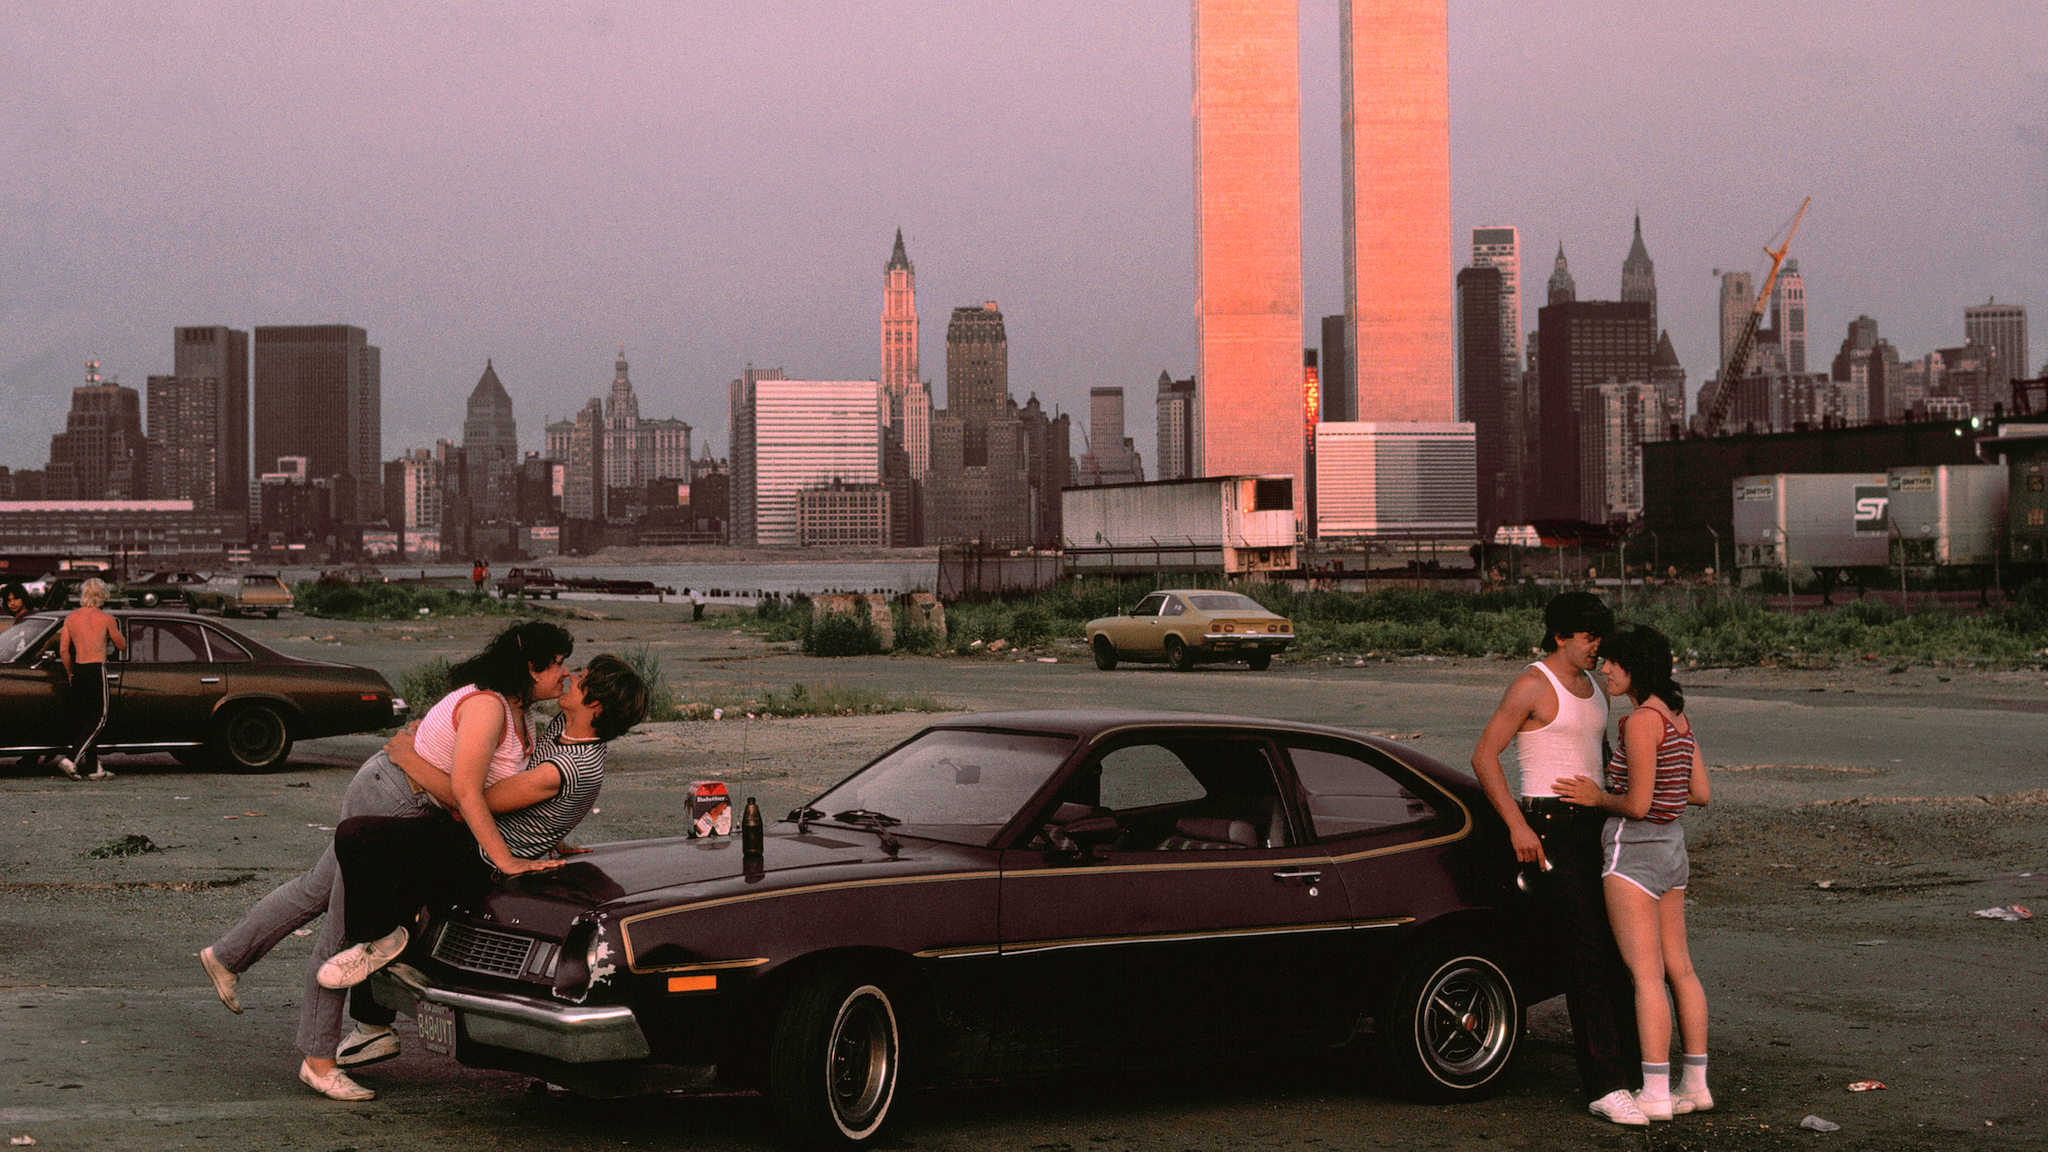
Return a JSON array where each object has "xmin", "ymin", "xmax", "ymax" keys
[{"xmin": 416, "ymin": 1000, "xmax": 456, "ymax": 1055}]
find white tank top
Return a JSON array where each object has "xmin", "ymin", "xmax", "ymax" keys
[
  {"xmin": 410, "ymin": 685, "xmax": 531, "ymax": 786},
  {"xmin": 1513, "ymin": 660, "xmax": 1609, "ymax": 797}
]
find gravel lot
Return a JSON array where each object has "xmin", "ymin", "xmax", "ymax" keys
[{"xmin": 4, "ymin": 602, "xmax": 2043, "ymax": 1150}]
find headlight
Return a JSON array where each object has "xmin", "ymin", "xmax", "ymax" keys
[{"xmin": 553, "ymin": 918, "xmax": 601, "ymax": 1001}]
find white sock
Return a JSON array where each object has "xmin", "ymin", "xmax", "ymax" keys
[
  {"xmin": 1679, "ymin": 1053, "xmax": 1709, "ymax": 1094},
  {"xmin": 1639, "ymin": 1061, "xmax": 1671, "ymax": 1100}
]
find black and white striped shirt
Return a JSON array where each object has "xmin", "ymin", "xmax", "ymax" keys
[{"xmin": 491, "ymin": 712, "xmax": 608, "ymax": 861}]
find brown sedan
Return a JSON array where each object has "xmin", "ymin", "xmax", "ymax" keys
[{"xmin": 0, "ymin": 610, "xmax": 406, "ymax": 771}]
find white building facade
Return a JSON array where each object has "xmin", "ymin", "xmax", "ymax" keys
[
  {"xmin": 732, "ymin": 380, "xmax": 883, "ymax": 547},
  {"xmin": 1313, "ymin": 421, "xmax": 1475, "ymax": 538}
]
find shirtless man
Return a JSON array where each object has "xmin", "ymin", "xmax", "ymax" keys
[
  {"xmin": 57, "ymin": 577, "xmax": 127, "ymax": 780},
  {"xmin": 1471, "ymin": 592, "xmax": 1643, "ymax": 1125}
]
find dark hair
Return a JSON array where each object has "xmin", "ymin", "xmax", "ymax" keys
[
  {"xmin": 1601, "ymin": 624, "xmax": 1684, "ymax": 713},
  {"xmin": 2, "ymin": 583, "xmax": 26, "ymax": 606},
  {"xmin": 448, "ymin": 621, "xmax": 574, "ymax": 704},
  {"xmin": 578, "ymin": 653, "xmax": 648, "ymax": 742},
  {"xmin": 1540, "ymin": 591, "xmax": 1613, "ymax": 652}
]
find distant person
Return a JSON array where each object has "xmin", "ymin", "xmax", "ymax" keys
[
  {"xmin": 56, "ymin": 577, "xmax": 126, "ymax": 781},
  {"xmin": 689, "ymin": 586, "xmax": 705, "ymax": 621},
  {"xmin": 1471, "ymin": 591, "xmax": 1644, "ymax": 1125},
  {"xmin": 4, "ymin": 582, "xmax": 31, "ymax": 624},
  {"xmin": 472, "ymin": 559, "xmax": 488, "ymax": 593},
  {"xmin": 1552, "ymin": 624, "xmax": 1713, "ymax": 1120}
]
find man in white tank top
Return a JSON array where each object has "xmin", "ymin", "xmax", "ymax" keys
[{"xmin": 1472, "ymin": 592, "xmax": 1646, "ymax": 1126}]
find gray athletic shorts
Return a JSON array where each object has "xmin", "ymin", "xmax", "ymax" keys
[{"xmin": 1601, "ymin": 815, "xmax": 1689, "ymax": 897}]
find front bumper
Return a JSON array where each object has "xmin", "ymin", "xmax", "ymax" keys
[{"xmin": 369, "ymin": 962, "xmax": 651, "ymax": 1063}]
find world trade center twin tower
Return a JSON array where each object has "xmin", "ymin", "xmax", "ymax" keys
[{"xmin": 1193, "ymin": 0, "xmax": 1454, "ymax": 510}]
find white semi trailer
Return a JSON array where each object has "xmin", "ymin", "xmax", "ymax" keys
[{"xmin": 1062, "ymin": 476, "xmax": 1297, "ymax": 576}]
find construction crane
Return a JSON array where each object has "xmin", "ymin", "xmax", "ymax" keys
[{"xmin": 1700, "ymin": 196, "xmax": 1811, "ymax": 436}]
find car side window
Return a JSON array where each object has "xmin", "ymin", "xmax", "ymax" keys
[
  {"xmin": 127, "ymin": 620, "xmax": 208, "ymax": 664},
  {"xmin": 1095, "ymin": 744, "xmax": 1207, "ymax": 811},
  {"xmin": 0, "ymin": 620, "xmax": 57, "ymax": 664},
  {"xmin": 1288, "ymin": 745, "xmax": 1443, "ymax": 841},
  {"xmin": 1159, "ymin": 596, "xmax": 1187, "ymax": 617},
  {"xmin": 1055, "ymin": 738, "xmax": 1292, "ymax": 851},
  {"xmin": 203, "ymin": 627, "xmax": 253, "ymax": 662},
  {"xmin": 1131, "ymin": 593, "xmax": 1167, "ymax": 617}
]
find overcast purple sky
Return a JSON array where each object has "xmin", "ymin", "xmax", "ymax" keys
[{"xmin": 4, "ymin": 2, "xmax": 2044, "ymax": 475}]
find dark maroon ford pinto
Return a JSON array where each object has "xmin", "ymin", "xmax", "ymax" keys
[{"xmin": 366, "ymin": 710, "xmax": 1558, "ymax": 1148}]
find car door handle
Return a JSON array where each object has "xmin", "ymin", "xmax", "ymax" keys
[
  {"xmin": 1271, "ymin": 869, "xmax": 1322, "ymax": 884},
  {"xmin": 200, "ymin": 677, "xmax": 221, "ymax": 684},
  {"xmin": 104, "ymin": 673, "xmax": 121, "ymax": 682}
]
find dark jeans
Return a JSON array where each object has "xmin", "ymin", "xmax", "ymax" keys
[
  {"xmin": 333, "ymin": 812, "xmax": 492, "ymax": 945},
  {"xmin": 1525, "ymin": 799, "xmax": 1641, "ymax": 1101}
]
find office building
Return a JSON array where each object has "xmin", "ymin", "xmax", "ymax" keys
[
  {"xmin": 1771, "ymin": 258, "xmax": 1807, "ymax": 375},
  {"xmin": 46, "ymin": 360, "xmax": 147, "ymax": 501},
  {"xmin": 1471, "ymin": 227, "xmax": 1521, "ymax": 414},
  {"xmin": 1192, "ymin": 0, "xmax": 1301, "ymax": 500},
  {"xmin": 146, "ymin": 373, "xmax": 218, "ymax": 511},
  {"xmin": 1339, "ymin": 0, "xmax": 1453, "ymax": 425},
  {"xmin": 1077, "ymin": 387, "xmax": 1145, "ymax": 486},
  {"xmin": 881, "ymin": 230, "xmax": 931, "ymax": 479},
  {"xmin": 1535, "ymin": 299, "xmax": 1652, "ymax": 520},
  {"xmin": 1313, "ymin": 422, "xmax": 1475, "ymax": 538},
  {"xmin": 171, "ymin": 326, "xmax": 250, "ymax": 514},
  {"xmin": 564, "ymin": 398, "xmax": 605, "ymax": 522},
  {"xmin": 1456, "ymin": 265, "xmax": 1509, "ymax": 531},
  {"xmin": 1580, "ymin": 381, "xmax": 1666, "ymax": 523},
  {"xmin": 1619, "ymin": 215, "xmax": 1657, "ymax": 359},
  {"xmin": 1318, "ymin": 315, "xmax": 1351, "ymax": 423},
  {"xmin": 253, "ymin": 325, "xmax": 380, "ymax": 523},
  {"xmin": 1718, "ymin": 272, "xmax": 1755, "ymax": 378},
  {"xmin": 1155, "ymin": 372, "xmax": 1199, "ymax": 482},
  {"xmin": 730, "ymin": 379, "xmax": 882, "ymax": 547},
  {"xmin": 1547, "ymin": 244, "xmax": 1576, "ymax": 306},
  {"xmin": 1648, "ymin": 330, "xmax": 1687, "ymax": 433},
  {"xmin": 925, "ymin": 303, "xmax": 1070, "ymax": 548},
  {"xmin": 462, "ymin": 360, "xmax": 518, "ymax": 521},
  {"xmin": 1965, "ymin": 300, "xmax": 2028, "ymax": 403},
  {"xmin": 798, "ymin": 481, "xmax": 892, "ymax": 548}
]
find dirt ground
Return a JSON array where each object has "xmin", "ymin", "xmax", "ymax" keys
[{"xmin": 3, "ymin": 602, "xmax": 2043, "ymax": 1150}]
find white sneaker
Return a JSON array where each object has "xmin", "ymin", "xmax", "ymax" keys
[
  {"xmin": 336, "ymin": 1023, "xmax": 399, "ymax": 1068},
  {"xmin": 1673, "ymin": 1084, "xmax": 1714, "ymax": 1112},
  {"xmin": 56, "ymin": 757, "xmax": 81, "ymax": 779},
  {"xmin": 299, "ymin": 1058, "xmax": 375, "ymax": 1101},
  {"xmin": 1635, "ymin": 1091, "xmax": 1676, "ymax": 1121},
  {"xmin": 88, "ymin": 767, "xmax": 115, "ymax": 780},
  {"xmin": 316, "ymin": 927, "xmax": 409, "ymax": 990},
  {"xmin": 1589, "ymin": 1088, "xmax": 1650, "ymax": 1126}
]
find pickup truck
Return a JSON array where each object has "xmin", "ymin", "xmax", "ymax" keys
[{"xmin": 495, "ymin": 567, "xmax": 568, "ymax": 599}]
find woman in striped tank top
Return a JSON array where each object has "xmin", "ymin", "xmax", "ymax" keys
[{"xmin": 1552, "ymin": 625, "xmax": 1712, "ymax": 1121}]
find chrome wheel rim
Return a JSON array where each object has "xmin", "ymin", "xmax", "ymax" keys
[
  {"xmin": 826, "ymin": 986, "xmax": 896, "ymax": 1136},
  {"xmin": 1417, "ymin": 960, "xmax": 1513, "ymax": 1081}
]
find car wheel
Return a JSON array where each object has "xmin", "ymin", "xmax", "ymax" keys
[
  {"xmin": 769, "ymin": 973, "xmax": 901, "ymax": 1148},
  {"xmin": 1246, "ymin": 652, "xmax": 1273, "ymax": 671},
  {"xmin": 213, "ymin": 704, "xmax": 293, "ymax": 772},
  {"xmin": 170, "ymin": 746, "xmax": 213, "ymax": 768},
  {"xmin": 1375, "ymin": 941, "xmax": 1520, "ymax": 1101},
  {"xmin": 265, "ymin": 609, "xmax": 280, "ymax": 619},
  {"xmin": 1165, "ymin": 636, "xmax": 1196, "ymax": 672},
  {"xmin": 1091, "ymin": 636, "xmax": 1118, "ymax": 671},
  {"xmin": 139, "ymin": 591, "xmax": 160, "ymax": 607}
]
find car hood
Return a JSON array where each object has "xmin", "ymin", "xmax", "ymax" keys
[{"xmin": 459, "ymin": 824, "xmax": 991, "ymax": 938}]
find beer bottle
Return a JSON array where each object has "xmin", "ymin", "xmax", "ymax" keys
[{"xmin": 741, "ymin": 796, "xmax": 764, "ymax": 860}]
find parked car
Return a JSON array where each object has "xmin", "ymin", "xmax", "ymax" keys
[
  {"xmin": 365, "ymin": 710, "xmax": 1549, "ymax": 1148},
  {"xmin": 497, "ymin": 566, "xmax": 567, "ymax": 599},
  {"xmin": 125, "ymin": 570, "xmax": 210, "ymax": 609},
  {"xmin": 1084, "ymin": 589, "xmax": 1293, "ymax": 671},
  {"xmin": 0, "ymin": 610, "xmax": 406, "ymax": 770},
  {"xmin": 188, "ymin": 572, "xmax": 295, "ymax": 618}
]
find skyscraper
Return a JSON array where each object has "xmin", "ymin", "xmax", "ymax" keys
[
  {"xmin": 1546, "ymin": 244, "xmax": 1576, "ymax": 306},
  {"xmin": 602, "ymin": 348, "xmax": 642, "ymax": 496},
  {"xmin": 1456, "ymin": 265, "xmax": 1508, "ymax": 531},
  {"xmin": 1077, "ymin": 387, "xmax": 1145, "ymax": 485},
  {"xmin": 1318, "ymin": 315, "xmax": 1351, "ymax": 422},
  {"xmin": 1536, "ymin": 300, "xmax": 1652, "ymax": 520},
  {"xmin": 47, "ymin": 360, "xmax": 147, "ymax": 500},
  {"xmin": 1471, "ymin": 227, "xmax": 1521, "ymax": 404},
  {"xmin": 924, "ymin": 303, "xmax": 1068, "ymax": 547},
  {"xmin": 1155, "ymin": 371, "xmax": 1198, "ymax": 482},
  {"xmin": 1770, "ymin": 258, "xmax": 1807, "ymax": 375},
  {"xmin": 730, "ymin": 379, "xmax": 882, "ymax": 547},
  {"xmin": 564, "ymin": 398, "xmax": 604, "ymax": 522},
  {"xmin": 253, "ymin": 325, "xmax": 380, "ymax": 523},
  {"xmin": 172, "ymin": 326, "xmax": 249, "ymax": 514},
  {"xmin": 146, "ymin": 373, "xmax": 217, "ymax": 509},
  {"xmin": 461, "ymin": 360, "xmax": 518, "ymax": 522},
  {"xmin": 1964, "ymin": 299, "xmax": 2028, "ymax": 402},
  {"xmin": 1192, "ymin": 0, "xmax": 1301, "ymax": 498},
  {"xmin": 880, "ymin": 230, "xmax": 930, "ymax": 479},
  {"xmin": 1340, "ymin": 0, "xmax": 1453, "ymax": 425},
  {"xmin": 1718, "ymin": 272, "xmax": 1755, "ymax": 378},
  {"xmin": 1619, "ymin": 215, "xmax": 1657, "ymax": 358}
]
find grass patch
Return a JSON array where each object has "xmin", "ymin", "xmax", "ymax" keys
[
  {"xmin": 671, "ymin": 681, "xmax": 944, "ymax": 720},
  {"xmin": 395, "ymin": 657, "xmax": 454, "ymax": 718},
  {"xmin": 86, "ymin": 834, "xmax": 159, "ymax": 859},
  {"xmin": 616, "ymin": 643, "xmax": 683, "ymax": 721},
  {"xmin": 296, "ymin": 581, "xmax": 523, "ymax": 621}
]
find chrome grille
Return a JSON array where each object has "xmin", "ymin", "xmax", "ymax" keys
[{"xmin": 433, "ymin": 921, "xmax": 555, "ymax": 979}]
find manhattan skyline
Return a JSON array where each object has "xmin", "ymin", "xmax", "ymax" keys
[{"xmin": 4, "ymin": 1, "xmax": 2043, "ymax": 475}]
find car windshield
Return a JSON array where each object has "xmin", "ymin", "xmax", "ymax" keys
[
  {"xmin": 805, "ymin": 728, "xmax": 1076, "ymax": 847},
  {"xmin": 1185, "ymin": 593, "xmax": 1267, "ymax": 613},
  {"xmin": 0, "ymin": 619, "xmax": 55, "ymax": 664}
]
